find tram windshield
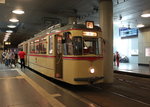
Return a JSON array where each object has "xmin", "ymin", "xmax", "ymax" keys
[
  {"xmin": 63, "ymin": 36, "xmax": 102, "ymax": 55},
  {"xmin": 83, "ymin": 37, "xmax": 99, "ymax": 55}
]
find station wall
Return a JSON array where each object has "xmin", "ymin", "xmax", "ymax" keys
[
  {"xmin": 113, "ymin": 25, "xmax": 138, "ymax": 64},
  {"xmin": 138, "ymin": 28, "xmax": 150, "ymax": 65}
]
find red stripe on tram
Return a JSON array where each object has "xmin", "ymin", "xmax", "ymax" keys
[
  {"xmin": 63, "ymin": 56, "xmax": 103, "ymax": 61},
  {"xmin": 29, "ymin": 54, "xmax": 56, "ymax": 58}
]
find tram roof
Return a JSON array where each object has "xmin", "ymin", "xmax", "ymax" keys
[
  {"xmin": 35, "ymin": 24, "xmax": 101, "ymax": 36},
  {"xmin": 20, "ymin": 24, "xmax": 101, "ymax": 42}
]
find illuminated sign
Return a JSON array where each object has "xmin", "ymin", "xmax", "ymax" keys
[
  {"xmin": 83, "ymin": 31, "xmax": 97, "ymax": 36},
  {"xmin": 85, "ymin": 21, "xmax": 94, "ymax": 29}
]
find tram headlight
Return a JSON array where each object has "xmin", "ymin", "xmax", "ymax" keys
[{"xmin": 89, "ymin": 67, "xmax": 95, "ymax": 74}]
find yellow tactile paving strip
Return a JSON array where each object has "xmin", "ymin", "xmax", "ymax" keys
[
  {"xmin": 0, "ymin": 76, "xmax": 23, "ymax": 79},
  {"xmin": 15, "ymin": 68, "xmax": 66, "ymax": 107}
]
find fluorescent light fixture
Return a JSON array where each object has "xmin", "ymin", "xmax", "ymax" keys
[
  {"xmin": 7, "ymin": 25, "xmax": 16, "ymax": 28},
  {"xmin": 4, "ymin": 42, "xmax": 11, "ymax": 45},
  {"xmin": 137, "ymin": 24, "xmax": 145, "ymax": 28},
  {"xmin": 141, "ymin": 13, "xmax": 150, "ymax": 18},
  {"xmin": 12, "ymin": 9, "xmax": 25, "ymax": 14},
  {"xmin": 9, "ymin": 18, "xmax": 19, "ymax": 22},
  {"xmin": 6, "ymin": 30, "xmax": 13, "ymax": 33}
]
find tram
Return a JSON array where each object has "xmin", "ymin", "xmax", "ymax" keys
[{"xmin": 18, "ymin": 21, "xmax": 105, "ymax": 85}]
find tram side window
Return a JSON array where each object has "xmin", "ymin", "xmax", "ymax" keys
[
  {"xmin": 40, "ymin": 39, "xmax": 47, "ymax": 54},
  {"xmin": 30, "ymin": 42, "xmax": 35, "ymax": 53},
  {"xmin": 34, "ymin": 38, "xmax": 47, "ymax": 54},
  {"xmin": 49, "ymin": 36, "xmax": 53, "ymax": 55},
  {"xmin": 41, "ymin": 42, "xmax": 47, "ymax": 54},
  {"xmin": 35, "ymin": 43, "xmax": 40, "ymax": 54},
  {"xmin": 73, "ymin": 37, "xmax": 83, "ymax": 55}
]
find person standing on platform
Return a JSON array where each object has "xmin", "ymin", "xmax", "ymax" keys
[
  {"xmin": 18, "ymin": 49, "xmax": 26, "ymax": 69},
  {"xmin": 5, "ymin": 50, "xmax": 11, "ymax": 66},
  {"xmin": 116, "ymin": 51, "xmax": 120, "ymax": 67},
  {"xmin": 2, "ymin": 50, "xmax": 6, "ymax": 64},
  {"xmin": 14, "ymin": 49, "xmax": 18, "ymax": 66},
  {"xmin": 113, "ymin": 53, "xmax": 116, "ymax": 66},
  {"xmin": 9, "ymin": 49, "xmax": 15, "ymax": 67}
]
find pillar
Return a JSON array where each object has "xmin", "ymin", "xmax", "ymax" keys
[{"xmin": 99, "ymin": 0, "xmax": 113, "ymax": 83}]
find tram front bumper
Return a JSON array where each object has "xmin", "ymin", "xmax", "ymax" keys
[{"xmin": 74, "ymin": 76, "xmax": 104, "ymax": 83}]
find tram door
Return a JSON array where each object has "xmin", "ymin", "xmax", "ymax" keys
[
  {"xmin": 55, "ymin": 35, "xmax": 63, "ymax": 78},
  {"xmin": 24, "ymin": 43, "xmax": 28, "ymax": 66}
]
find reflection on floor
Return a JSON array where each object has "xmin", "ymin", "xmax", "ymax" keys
[
  {"xmin": 0, "ymin": 63, "xmax": 95, "ymax": 107},
  {"xmin": 114, "ymin": 63, "xmax": 150, "ymax": 76}
]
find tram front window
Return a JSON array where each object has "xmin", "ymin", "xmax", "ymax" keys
[
  {"xmin": 73, "ymin": 37, "xmax": 100, "ymax": 55},
  {"xmin": 83, "ymin": 37, "xmax": 99, "ymax": 55},
  {"xmin": 63, "ymin": 36, "xmax": 101, "ymax": 55}
]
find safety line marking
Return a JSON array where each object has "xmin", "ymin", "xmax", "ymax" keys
[
  {"xmin": 39, "ymin": 74, "xmax": 99, "ymax": 107},
  {"xmin": 15, "ymin": 68, "xmax": 66, "ymax": 107},
  {"xmin": 0, "ymin": 76, "xmax": 23, "ymax": 79}
]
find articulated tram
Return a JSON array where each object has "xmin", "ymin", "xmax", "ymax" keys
[{"xmin": 18, "ymin": 21, "xmax": 105, "ymax": 85}]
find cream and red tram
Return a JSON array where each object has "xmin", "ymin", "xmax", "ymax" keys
[{"xmin": 18, "ymin": 22, "xmax": 104, "ymax": 85}]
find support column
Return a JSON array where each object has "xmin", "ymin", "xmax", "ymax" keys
[
  {"xmin": 99, "ymin": 0, "xmax": 113, "ymax": 83},
  {"xmin": 68, "ymin": 17, "xmax": 76, "ymax": 24}
]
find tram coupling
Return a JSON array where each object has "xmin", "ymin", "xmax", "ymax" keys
[{"xmin": 74, "ymin": 76, "xmax": 104, "ymax": 84}]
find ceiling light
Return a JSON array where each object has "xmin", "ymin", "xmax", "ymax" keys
[
  {"xmin": 9, "ymin": 18, "xmax": 19, "ymax": 22},
  {"xmin": 12, "ymin": 9, "xmax": 25, "ymax": 14},
  {"xmin": 141, "ymin": 13, "xmax": 150, "ymax": 18},
  {"xmin": 6, "ymin": 30, "xmax": 13, "ymax": 33},
  {"xmin": 7, "ymin": 25, "xmax": 16, "ymax": 28},
  {"xmin": 137, "ymin": 24, "xmax": 145, "ymax": 28}
]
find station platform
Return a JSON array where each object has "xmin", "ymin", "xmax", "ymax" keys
[
  {"xmin": 114, "ymin": 63, "xmax": 150, "ymax": 78},
  {"xmin": 0, "ymin": 64, "xmax": 97, "ymax": 107},
  {"xmin": 0, "ymin": 63, "xmax": 149, "ymax": 107}
]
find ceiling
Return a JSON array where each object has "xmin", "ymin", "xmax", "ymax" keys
[{"xmin": 0, "ymin": 0, "xmax": 150, "ymax": 47}]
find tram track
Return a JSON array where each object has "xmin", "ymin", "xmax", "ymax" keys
[
  {"xmin": 65, "ymin": 73, "xmax": 150, "ymax": 107},
  {"xmin": 114, "ymin": 73, "xmax": 150, "ymax": 91},
  {"xmin": 87, "ymin": 84, "xmax": 150, "ymax": 107},
  {"xmin": 115, "ymin": 77, "xmax": 150, "ymax": 91},
  {"xmin": 23, "ymin": 67, "xmax": 150, "ymax": 107}
]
